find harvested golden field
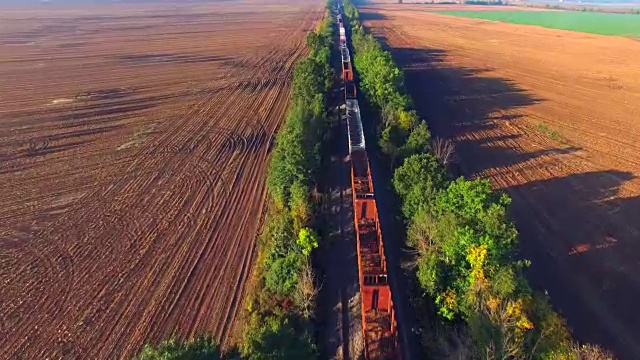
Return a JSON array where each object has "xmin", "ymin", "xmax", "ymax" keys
[
  {"xmin": 360, "ymin": 4, "xmax": 640, "ymax": 358},
  {"xmin": 0, "ymin": 0, "xmax": 322, "ymax": 358}
]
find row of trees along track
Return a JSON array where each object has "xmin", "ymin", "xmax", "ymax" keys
[
  {"xmin": 341, "ymin": 0, "xmax": 615, "ymax": 359},
  {"xmin": 134, "ymin": 7, "xmax": 335, "ymax": 360}
]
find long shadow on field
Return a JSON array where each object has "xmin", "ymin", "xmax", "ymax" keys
[
  {"xmin": 392, "ymin": 47, "xmax": 541, "ymax": 135},
  {"xmin": 509, "ymin": 171, "xmax": 640, "ymax": 359},
  {"xmin": 382, "ymin": 46, "xmax": 558, "ymax": 176},
  {"xmin": 375, "ymin": 36, "xmax": 640, "ymax": 358},
  {"xmin": 359, "ymin": 11, "xmax": 390, "ymax": 21},
  {"xmin": 118, "ymin": 53, "xmax": 233, "ymax": 65},
  {"xmin": 450, "ymin": 121, "xmax": 582, "ymax": 175}
]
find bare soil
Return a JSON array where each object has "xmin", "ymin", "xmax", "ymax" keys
[
  {"xmin": 316, "ymin": 102, "xmax": 364, "ymax": 360},
  {"xmin": 360, "ymin": 4, "xmax": 640, "ymax": 359},
  {"xmin": 0, "ymin": 0, "xmax": 322, "ymax": 358}
]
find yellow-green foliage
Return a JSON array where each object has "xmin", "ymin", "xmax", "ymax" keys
[{"xmin": 135, "ymin": 337, "xmax": 235, "ymax": 360}]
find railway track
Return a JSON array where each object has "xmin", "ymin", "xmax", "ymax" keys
[{"xmin": 334, "ymin": 5, "xmax": 400, "ymax": 360}]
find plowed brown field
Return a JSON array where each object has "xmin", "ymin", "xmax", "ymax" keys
[
  {"xmin": 0, "ymin": 0, "xmax": 322, "ymax": 358},
  {"xmin": 360, "ymin": 4, "xmax": 640, "ymax": 358}
]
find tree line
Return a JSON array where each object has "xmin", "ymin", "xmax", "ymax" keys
[
  {"xmin": 342, "ymin": 0, "xmax": 613, "ymax": 358},
  {"xmin": 134, "ymin": 7, "xmax": 335, "ymax": 360}
]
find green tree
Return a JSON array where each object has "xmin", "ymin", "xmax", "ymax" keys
[
  {"xmin": 379, "ymin": 124, "xmax": 406, "ymax": 163},
  {"xmin": 398, "ymin": 121, "xmax": 431, "ymax": 161},
  {"xmin": 296, "ymin": 228, "xmax": 319, "ymax": 256},
  {"xmin": 264, "ymin": 252, "xmax": 303, "ymax": 297},
  {"xmin": 393, "ymin": 153, "xmax": 447, "ymax": 219},
  {"xmin": 434, "ymin": 178, "xmax": 518, "ymax": 261},
  {"xmin": 411, "ymin": 178, "xmax": 520, "ymax": 319},
  {"xmin": 136, "ymin": 336, "xmax": 230, "ymax": 360},
  {"xmin": 267, "ymin": 112, "xmax": 308, "ymax": 209},
  {"xmin": 243, "ymin": 314, "xmax": 316, "ymax": 360},
  {"xmin": 289, "ymin": 181, "xmax": 312, "ymax": 233}
]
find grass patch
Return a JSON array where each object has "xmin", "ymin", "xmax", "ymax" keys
[
  {"xmin": 535, "ymin": 123, "xmax": 565, "ymax": 143},
  {"xmin": 436, "ymin": 11, "xmax": 640, "ymax": 37},
  {"xmin": 117, "ymin": 123, "xmax": 157, "ymax": 150}
]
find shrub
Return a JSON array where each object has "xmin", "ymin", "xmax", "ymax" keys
[
  {"xmin": 393, "ymin": 153, "xmax": 447, "ymax": 219},
  {"xmin": 297, "ymin": 228, "xmax": 319, "ymax": 256},
  {"xmin": 398, "ymin": 121, "xmax": 431, "ymax": 161},
  {"xmin": 265, "ymin": 252, "xmax": 303, "ymax": 297},
  {"xmin": 289, "ymin": 181, "xmax": 312, "ymax": 233},
  {"xmin": 136, "ymin": 337, "xmax": 227, "ymax": 360},
  {"xmin": 242, "ymin": 314, "xmax": 315, "ymax": 360}
]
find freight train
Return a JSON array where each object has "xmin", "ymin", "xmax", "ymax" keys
[{"xmin": 335, "ymin": 5, "xmax": 401, "ymax": 360}]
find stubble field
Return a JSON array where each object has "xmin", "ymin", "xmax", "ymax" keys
[
  {"xmin": 0, "ymin": 0, "xmax": 322, "ymax": 358},
  {"xmin": 360, "ymin": 4, "xmax": 640, "ymax": 358}
]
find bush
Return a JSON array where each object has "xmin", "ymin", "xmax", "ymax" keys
[
  {"xmin": 297, "ymin": 228, "xmax": 319, "ymax": 256},
  {"xmin": 242, "ymin": 314, "xmax": 315, "ymax": 360},
  {"xmin": 393, "ymin": 153, "xmax": 447, "ymax": 219},
  {"xmin": 398, "ymin": 121, "xmax": 431, "ymax": 162},
  {"xmin": 289, "ymin": 181, "xmax": 312, "ymax": 233},
  {"xmin": 264, "ymin": 252, "xmax": 303, "ymax": 297},
  {"xmin": 136, "ymin": 337, "xmax": 232, "ymax": 360}
]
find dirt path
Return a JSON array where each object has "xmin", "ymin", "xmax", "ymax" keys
[
  {"xmin": 316, "ymin": 40, "xmax": 364, "ymax": 360},
  {"xmin": 360, "ymin": 4, "xmax": 640, "ymax": 359},
  {"xmin": 0, "ymin": 1, "xmax": 323, "ymax": 358},
  {"xmin": 316, "ymin": 111, "xmax": 364, "ymax": 360}
]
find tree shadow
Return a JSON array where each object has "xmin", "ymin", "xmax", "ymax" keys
[
  {"xmin": 118, "ymin": 53, "xmax": 233, "ymax": 65},
  {"xmin": 389, "ymin": 47, "xmax": 542, "ymax": 135},
  {"xmin": 316, "ymin": 117, "xmax": 362, "ymax": 360},
  {"xmin": 359, "ymin": 11, "xmax": 390, "ymax": 21},
  {"xmin": 456, "ymin": 137, "xmax": 581, "ymax": 176},
  {"xmin": 509, "ymin": 171, "xmax": 640, "ymax": 358}
]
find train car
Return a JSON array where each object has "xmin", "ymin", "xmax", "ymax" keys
[
  {"xmin": 341, "ymin": 45, "xmax": 351, "ymax": 63},
  {"xmin": 341, "ymin": 46, "xmax": 353, "ymax": 81},
  {"xmin": 345, "ymin": 99, "xmax": 365, "ymax": 152},
  {"xmin": 340, "ymin": 46, "xmax": 352, "ymax": 73},
  {"xmin": 344, "ymin": 80, "xmax": 357, "ymax": 101},
  {"xmin": 339, "ymin": 23, "xmax": 347, "ymax": 45}
]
